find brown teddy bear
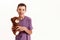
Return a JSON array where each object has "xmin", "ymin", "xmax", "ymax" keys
[{"xmin": 11, "ymin": 17, "xmax": 20, "ymax": 35}]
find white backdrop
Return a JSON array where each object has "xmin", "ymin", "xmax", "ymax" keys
[{"xmin": 0, "ymin": 0, "xmax": 60, "ymax": 40}]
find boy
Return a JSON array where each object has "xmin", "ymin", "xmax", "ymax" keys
[{"xmin": 11, "ymin": 3, "xmax": 33, "ymax": 40}]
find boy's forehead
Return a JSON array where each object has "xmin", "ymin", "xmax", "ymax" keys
[{"xmin": 18, "ymin": 6, "xmax": 25, "ymax": 9}]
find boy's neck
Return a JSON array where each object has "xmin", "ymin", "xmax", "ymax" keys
[{"xmin": 19, "ymin": 15, "xmax": 25, "ymax": 20}]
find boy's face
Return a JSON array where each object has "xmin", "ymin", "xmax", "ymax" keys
[{"xmin": 17, "ymin": 6, "xmax": 26, "ymax": 15}]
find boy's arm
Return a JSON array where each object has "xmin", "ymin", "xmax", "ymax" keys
[
  {"xmin": 22, "ymin": 18, "xmax": 33, "ymax": 35},
  {"xmin": 22, "ymin": 27, "xmax": 32, "ymax": 35},
  {"xmin": 16, "ymin": 26, "xmax": 32, "ymax": 35}
]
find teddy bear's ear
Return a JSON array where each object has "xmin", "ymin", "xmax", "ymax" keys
[
  {"xmin": 11, "ymin": 17, "xmax": 17, "ymax": 22},
  {"xmin": 11, "ymin": 18, "xmax": 13, "ymax": 23}
]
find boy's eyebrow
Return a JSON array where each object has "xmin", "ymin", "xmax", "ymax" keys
[{"xmin": 19, "ymin": 9, "xmax": 21, "ymax": 10}]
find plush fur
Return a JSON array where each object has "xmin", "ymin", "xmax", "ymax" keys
[{"xmin": 11, "ymin": 17, "xmax": 19, "ymax": 35}]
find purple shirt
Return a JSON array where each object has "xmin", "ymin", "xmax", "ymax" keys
[{"xmin": 15, "ymin": 16, "xmax": 33, "ymax": 40}]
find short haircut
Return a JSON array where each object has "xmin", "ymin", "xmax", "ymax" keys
[{"xmin": 17, "ymin": 3, "xmax": 26, "ymax": 9}]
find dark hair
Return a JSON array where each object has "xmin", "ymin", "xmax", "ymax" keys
[{"xmin": 17, "ymin": 3, "xmax": 26, "ymax": 9}]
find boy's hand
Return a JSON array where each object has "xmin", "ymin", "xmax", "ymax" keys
[
  {"xmin": 16, "ymin": 26, "xmax": 32, "ymax": 35},
  {"xmin": 16, "ymin": 26, "xmax": 24, "ymax": 31},
  {"xmin": 22, "ymin": 26, "xmax": 27, "ymax": 31},
  {"xmin": 16, "ymin": 26, "xmax": 27, "ymax": 31}
]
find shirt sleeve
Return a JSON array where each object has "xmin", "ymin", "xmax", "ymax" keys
[{"xmin": 28, "ymin": 18, "xmax": 33, "ymax": 30}]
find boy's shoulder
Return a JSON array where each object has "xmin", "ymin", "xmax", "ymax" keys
[{"xmin": 25, "ymin": 16, "xmax": 31, "ymax": 20}]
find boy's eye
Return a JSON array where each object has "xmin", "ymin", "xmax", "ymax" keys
[
  {"xmin": 19, "ymin": 9, "xmax": 21, "ymax": 10},
  {"xmin": 23, "ymin": 9, "xmax": 25, "ymax": 11}
]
